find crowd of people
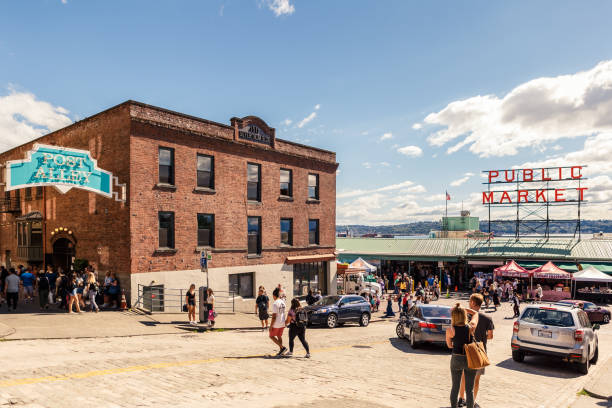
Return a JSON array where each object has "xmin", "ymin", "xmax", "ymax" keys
[{"xmin": 0, "ymin": 264, "xmax": 121, "ymax": 312}]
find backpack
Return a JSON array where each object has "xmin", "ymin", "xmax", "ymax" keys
[{"xmin": 295, "ymin": 308, "xmax": 309, "ymax": 327}]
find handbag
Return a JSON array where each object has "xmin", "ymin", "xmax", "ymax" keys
[
  {"xmin": 182, "ymin": 304, "xmax": 188, "ymax": 312},
  {"xmin": 464, "ymin": 333, "xmax": 490, "ymax": 370}
]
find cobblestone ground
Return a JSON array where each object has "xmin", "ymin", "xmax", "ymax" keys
[{"xmin": 0, "ymin": 298, "xmax": 610, "ymax": 408}]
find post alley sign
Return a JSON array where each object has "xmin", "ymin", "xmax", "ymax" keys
[
  {"xmin": 5, "ymin": 144, "xmax": 113, "ymax": 198},
  {"xmin": 482, "ymin": 166, "xmax": 587, "ymax": 204}
]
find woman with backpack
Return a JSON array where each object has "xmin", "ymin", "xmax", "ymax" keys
[{"xmin": 284, "ymin": 298, "xmax": 310, "ymax": 358}]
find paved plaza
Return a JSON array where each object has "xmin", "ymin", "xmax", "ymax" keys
[{"xmin": 0, "ymin": 297, "xmax": 611, "ymax": 408}]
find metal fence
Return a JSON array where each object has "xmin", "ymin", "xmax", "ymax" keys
[{"xmin": 136, "ymin": 284, "xmax": 235, "ymax": 313}]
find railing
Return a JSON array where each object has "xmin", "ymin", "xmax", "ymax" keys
[
  {"xmin": 0, "ymin": 199, "xmax": 20, "ymax": 213},
  {"xmin": 17, "ymin": 246, "xmax": 43, "ymax": 262},
  {"xmin": 136, "ymin": 284, "xmax": 235, "ymax": 313}
]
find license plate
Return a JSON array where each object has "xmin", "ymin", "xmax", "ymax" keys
[
  {"xmin": 538, "ymin": 330, "xmax": 552, "ymax": 338},
  {"xmin": 441, "ymin": 325, "xmax": 449, "ymax": 331}
]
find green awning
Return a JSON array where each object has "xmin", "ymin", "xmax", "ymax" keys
[{"xmin": 578, "ymin": 263, "xmax": 612, "ymax": 274}]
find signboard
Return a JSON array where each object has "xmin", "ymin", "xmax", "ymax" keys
[
  {"xmin": 200, "ymin": 251, "xmax": 207, "ymax": 269},
  {"xmin": 238, "ymin": 125, "xmax": 271, "ymax": 145},
  {"xmin": 5, "ymin": 144, "xmax": 113, "ymax": 198}
]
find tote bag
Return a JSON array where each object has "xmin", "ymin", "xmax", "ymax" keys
[{"xmin": 464, "ymin": 334, "xmax": 490, "ymax": 370}]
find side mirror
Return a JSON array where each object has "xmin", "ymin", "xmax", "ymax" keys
[
  {"xmin": 337, "ymin": 303, "xmax": 343, "ymax": 308},
  {"xmin": 593, "ymin": 324, "xmax": 600, "ymax": 331}
]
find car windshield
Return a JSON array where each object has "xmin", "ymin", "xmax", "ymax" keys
[
  {"xmin": 315, "ymin": 296, "xmax": 341, "ymax": 306},
  {"xmin": 421, "ymin": 307, "xmax": 451, "ymax": 318},
  {"xmin": 521, "ymin": 308, "xmax": 575, "ymax": 327}
]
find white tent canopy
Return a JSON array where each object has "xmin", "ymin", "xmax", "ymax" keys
[
  {"xmin": 349, "ymin": 257, "xmax": 377, "ymax": 273},
  {"xmin": 572, "ymin": 266, "xmax": 612, "ymax": 283}
]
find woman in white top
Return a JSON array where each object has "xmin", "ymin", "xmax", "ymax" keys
[{"xmin": 206, "ymin": 288, "xmax": 215, "ymax": 327}]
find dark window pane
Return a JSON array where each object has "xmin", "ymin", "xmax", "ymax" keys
[
  {"xmin": 309, "ymin": 219, "xmax": 319, "ymax": 245},
  {"xmin": 308, "ymin": 174, "xmax": 319, "ymax": 199},
  {"xmin": 159, "ymin": 148, "xmax": 174, "ymax": 184},
  {"xmin": 197, "ymin": 213, "xmax": 214, "ymax": 247},
  {"xmin": 247, "ymin": 164, "xmax": 260, "ymax": 201},
  {"xmin": 197, "ymin": 155, "xmax": 213, "ymax": 188},
  {"xmin": 159, "ymin": 212, "xmax": 175, "ymax": 248},
  {"xmin": 247, "ymin": 182, "xmax": 259, "ymax": 201},
  {"xmin": 280, "ymin": 218, "xmax": 292, "ymax": 245},
  {"xmin": 280, "ymin": 169, "xmax": 292, "ymax": 196},
  {"xmin": 35, "ymin": 186, "xmax": 43, "ymax": 198},
  {"xmin": 228, "ymin": 273, "xmax": 254, "ymax": 298},
  {"xmin": 159, "ymin": 148, "xmax": 173, "ymax": 166},
  {"xmin": 25, "ymin": 187, "xmax": 31, "ymax": 199},
  {"xmin": 248, "ymin": 216, "xmax": 260, "ymax": 254}
]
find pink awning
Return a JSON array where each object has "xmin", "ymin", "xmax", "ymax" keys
[
  {"xmin": 494, "ymin": 260, "xmax": 532, "ymax": 278},
  {"xmin": 531, "ymin": 261, "xmax": 571, "ymax": 280}
]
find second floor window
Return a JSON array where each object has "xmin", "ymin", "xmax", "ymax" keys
[
  {"xmin": 35, "ymin": 186, "xmax": 43, "ymax": 198},
  {"xmin": 197, "ymin": 154, "xmax": 214, "ymax": 189},
  {"xmin": 197, "ymin": 213, "xmax": 214, "ymax": 247},
  {"xmin": 280, "ymin": 218, "xmax": 293, "ymax": 245},
  {"xmin": 158, "ymin": 211, "xmax": 175, "ymax": 249},
  {"xmin": 309, "ymin": 219, "xmax": 319, "ymax": 245},
  {"xmin": 159, "ymin": 147, "xmax": 174, "ymax": 185},
  {"xmin": 308, "ymin": 173, "xmax": 319, "ymax": 200},
  {"xmin": 25, "ymin": 187, "xmax": 32, "ymax": 201},
  {"xmin": 247, "ymin": 216, "xmax": 261, "ymax": 255},
  {"xmin": 280, "ymin": 169, "xmax": 292, "ymax": 197},
  {"xmin": 247, "ymin": 163, "xmax": 261, "ymax": 201}
]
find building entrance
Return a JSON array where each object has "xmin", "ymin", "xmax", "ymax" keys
[{"xmin": 52, "ymin": 238, "xmax": 75, "ymax": 273}]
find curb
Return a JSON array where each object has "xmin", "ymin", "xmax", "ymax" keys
[{"xmin": 582, "ymin": 356, "xmax": 612, "ymax": 401}]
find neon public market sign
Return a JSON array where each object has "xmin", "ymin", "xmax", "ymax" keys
[{"xmin": 5, "ymin": 144, "xmax": 113, "ymax": 198}]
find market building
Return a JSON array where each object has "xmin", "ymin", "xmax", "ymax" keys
[{"xmin": 0, "ymin": 101, "xmax": 338, "ymax": 312}]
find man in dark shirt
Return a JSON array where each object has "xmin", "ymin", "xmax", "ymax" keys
[{"xmin": 458, "ymin": 293, "xmax": 494, "ymax": 408}]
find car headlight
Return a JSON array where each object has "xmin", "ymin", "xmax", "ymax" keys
[{"xmin": 314, "ymin": 308, "xmax": 328, "ymax": 314}]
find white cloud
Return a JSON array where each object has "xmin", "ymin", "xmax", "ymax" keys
[
  {"xmin": 297, "ymin": 111, "xmax": 316, "ymax": 128},
  {"xmin": 379, "ymin": 132, "xmax": 393, "ymax": 141},
  {"xmin": 0, "ymin": 89, "xmax": 72, "ymax": 153},
  {"xmin": 282, "ymin": 118, "xmax": 292, "ymax": 126},
  {"xmin": 424, "ymin": 194, "xmax": 446, "ymax": 202},
  {"xmin": 266, "ymin": 0, "xmax": 295, "ymax": 16},
  {"xmin": 363, "ymin": 162, "xmax": 372, "ymax": 169},
  {"xmin": 450, "ymin": 176, "xmax": 470, "ymax": 187},
  {"xmin": 552, "ymin": 144, "xmax": 563, "ymax": 151},
  {"xmin": 61, "ymin": 0, "xmax": 67, "ymax": 3},
  {"xmin": 314, "ymin": 104, "xmax": 320, "ymax": 110},
  {"xmin": 412, "ymin": 123, "xmax": 422, "ymax": 130},
  {"xmin": 397, "ymin": 145, "xmax": 423, "ymax": 157},
  {"xmin": 380, "ymin": 161, "xmax": 390, "ymax": 167},
  {"xmin": 338, "ymin": 180, "xmax": 426, "ymax": 199},
  {"xmin": 424, "ymin": 60, "xmax": 612, "ymax": 157}
]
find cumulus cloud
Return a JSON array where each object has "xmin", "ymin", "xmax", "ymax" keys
[
  {"xmin": 397, "ymin": 145, "xmax": 423, "ymax": 157},
  {"xmin": 0, "ymin": 89, "xmax": 72, "ymax": 153},
  {"xmin": 266, "ymin": 0, "xmax": 295, "ymax": 16},
  {"xmin": 379, "ymin": 132, "xmax": 393, "ymax": 141},
  {"xmin": 297, "ymin": 111, "xmax": 316, "ymax": 128},
  {"xmin": 363, "ymin": 162, "xmax": 372, "ymax": 169},
  {"xmin": 314, "ymin": 104, "xmax": 320, "ymax": 110},
  {"xmin": 412, "ymin": 123, "xmax": 422, "ymax": 130},
  {"xmin": 424, "ymin": 60, "xmax": 612, "ymax": 157},
  {"xmin": 281, "ymin": 118, "xmax": 292, "ymax": 126}
]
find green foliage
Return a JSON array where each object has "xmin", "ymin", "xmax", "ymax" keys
[{"xmin": 73, "ymin": 258, "xmax": 89, "ymax": 272}]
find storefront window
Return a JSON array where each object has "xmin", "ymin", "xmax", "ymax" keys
[
  {"xmin": 229, "ymin": 272, "xmax": 254, "ymax": 298},
  {"xmin": 293, "ymin": 261, "xmax": 327, "ymax": 296}
]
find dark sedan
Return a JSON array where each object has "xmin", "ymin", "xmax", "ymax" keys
[
  {"xmin": 304, "ymin": 295, "xmax": 371, "ymax": 328},
  {"xmin": 396, "ymin": 304, "xmax": 451, "ymax": 349},
  {"xmin": 556, "ymin": 300, "xmax": 611, "ymax": 323}
]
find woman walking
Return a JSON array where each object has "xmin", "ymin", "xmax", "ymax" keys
[
  {"xmin": 67, "ymin": 274, "xmax": 82, "ymax": 314},
  {"xmin": 86, "ymin": 269, "xmax": 99, "ymax": 312},
  {"xmin": 186, "ymin": 284, "xmax": 197, "ymax": 325},
  {"xmin": 255, "ymin": 286, "xmax": 270, "ymax": 330},
  {"xmin": 446, "ymin": 303, "xmax": 478, "ymax": 408},
  {"xmin": 284, "ymin": 298, "xmax": 310, "ymax": 358},
  {"xmin": 206, "ymin": 288, "xmax": 215, "ymax": 327}
]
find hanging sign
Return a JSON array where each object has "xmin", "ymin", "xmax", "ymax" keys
[{"xmin": 5, "ymin": 144, "xmax": 113, "ymax": 197}]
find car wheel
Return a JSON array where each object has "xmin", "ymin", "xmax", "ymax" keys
[
  {"xmin": 577, "ymin": 348, "xmax": 590, "ymax": 374},
  {"xmin": 409, "ymin": 329, "xmax": 419, "ymax": 349},
  {"xmin": 396, "ymin": 323, "xmax": 405, "ymax": 338},
  {"xmin": 326, "ymin": 313, "xmax": 337, "ymax": 329},
  {"xmin": 359, "ymin": 313, "xmax": 370, "ymax": 327},
  {"xmin": 603, "ymin": 314, "xmax": 610, "ymax": 324},
  {"xmin": 512, "ymin": 350, "xmax": 525, "ymax": 362},
  {"xmin": 590, "ymin": 345, "xmax": 599, "ymax": 365}
]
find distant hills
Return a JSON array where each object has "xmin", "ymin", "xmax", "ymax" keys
[{"xmin": 336, "ymin": 220, "xmax": 612, "ymax": 236}]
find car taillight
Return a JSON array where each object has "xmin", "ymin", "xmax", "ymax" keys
[
  {"xmin": 418, "ymin": 322, "xmax": 436, "ymax": 329},
  {"xmin": 575, "ymin": 329, "xmax": 583, "ymax": 342},
  {"xmin": 513, "ymin": 321, "xmax": 519, "ymax": 334}
]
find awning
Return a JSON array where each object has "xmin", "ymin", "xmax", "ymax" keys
[
  {"xmin": 578, "ymin": 263, "xmax": 612, "ymax": 274},
  {"xmin": 494, "ymin": 260, "xmax": 532, "ymax": 278},
  {"xmin": 572, "ymin": 266, "xmax": 612, "ymax": 282},
  {"xmin": 531, "ymin": 261, "xmax": 571, "ymax": 280},
  {"xmin": 468, "ymin": 260, "xmax": 505, "ymax": 266},
  {"xmin": 285, "ymin": 254, "xmax": 336, "ymax": 264}
]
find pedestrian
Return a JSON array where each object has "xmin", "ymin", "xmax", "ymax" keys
[
  {"xmin": 206, "ymin": 288, "xmax": 215, "ymax": 327},
  {"xmin": 269, "ymin": 287, "xmax": 287, "ymax": 356},
  {"xmin": 86, "ymin": 269, "xmax": 99, "ymax": 312},
  {"xmin": 284, "ymin": 298, "xmax": 311, "ymax": 358},
  {"xmin": 76, "ymin": 271, "xmax": 86, "ymax": 309},
  {"xmin": 314, "ymin": 290, "xmax": 322, "ymax": 302},
  {"xmin": 186, "ymin": 284, "xmax": 197, "ymax": 325},
  {"xmin": 458, "ymin": 294, "xmax": 494, "ymax": 408},
  {"xmin": 446, "ymin": 303, "xmax": 478, "ymax": 408},
  {"xmin": 67, "ymin": 274, "xmax": 83, "ymax": 313},
  {"xmin": 535, "ymin": 284, "xmax": 543, "ymax": 303},
  {"xmin": 102, "ymin": 271, "xmax": 112, "ymax": 307},
  {"xmin": 256, "ymin": 286, "xmax": 270, "ymax": 330},
  {"xmin": 108, "ymin": 272, "xmax": 120, "ymax": 308},
  {"xmin": 512, "ymin": 292, "xmax": 521, "ymax": 318},
  {"xmin": 4, "ymin": 268, "xmax": 20, "ymax": 311},
  {"xmin": 305, "ymin": 289, "xmax": 316, "ymax": 306},
  {"xmin": 0, "ymin": 266, "xmax": 7, "ymax": 305},
  {"xmin": 46, "ymin": 266, "xmax": 57, "ymax": 304},
  {"xmin": 20, "ymin": 267, "xmax": 35, "ymax": 303},
  {"xmin": 56, "ymin": 270, "xmax": 68, "ymax": 310},
  {"xmin": 37, "ymin": 270, "xmax": 50, "ymax": 310}
]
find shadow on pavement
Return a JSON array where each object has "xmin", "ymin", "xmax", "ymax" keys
[
  {"xmin": 388, "ymin": 337, "xmax": 450, "ymax": 355},
  {"xmin": 496, "ymin": 356, "xmax": 582, "ymax": 378}
]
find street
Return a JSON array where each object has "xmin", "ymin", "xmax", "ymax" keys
[{"xmin": 0, "ymin": 297, "xmax": 610, "ymax": 408}]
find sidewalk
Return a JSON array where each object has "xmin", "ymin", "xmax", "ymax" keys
[{"xmin": 584, "ymin": 355, "xmax": 612, "ymax": 400}]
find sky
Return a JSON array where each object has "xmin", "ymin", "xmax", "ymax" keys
[{"xmin": 1, "ymin": 0, "xmax": 612, "ymax": 225}]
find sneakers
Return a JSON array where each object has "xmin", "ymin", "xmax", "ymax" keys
[
  {"xmin": 284, "ymin": 351, "xmax": 293, "ymax": 357},
  {"xmin": 458, "ymin": 397, "xmax": 465, "ymax": 407},
  {"xmin": 276, "ymin": 347, "xmax": 287, "ymax": 356},
  {"xmin": 189, "ymin": 321, "xmax": 197, "ymax": 326},
  {"xmin": 305, "ymin": 353, "xmax": 311, "ymax": 358}
]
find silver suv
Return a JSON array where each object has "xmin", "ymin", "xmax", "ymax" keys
[{"xmin": 511, "ymin": 304, "xmax": 600, "ymax": 374}]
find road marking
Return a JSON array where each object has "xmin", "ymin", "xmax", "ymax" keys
[{"xmin": 0, "ymin": 340, "xmax": 389, "ymax": 388}]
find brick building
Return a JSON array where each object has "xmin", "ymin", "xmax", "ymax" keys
[{"xmin": 0, "ymin": 101, "xmax": 338, "ymax": 311}]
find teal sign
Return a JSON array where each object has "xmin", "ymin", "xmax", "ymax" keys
[{"xmin": 5, "ymin": 144, "xmax": 113, "ymax": 198}]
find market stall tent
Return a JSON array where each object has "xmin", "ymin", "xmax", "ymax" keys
[
  {"xmin": 494, "ymin": 260, "xmax": 532, "ymax": 278},
  {"xmin": 531, "ymin": 261, "xmax": 571, "ymax": 279},
  {"xmin": 349, "ymin": 257, "xmax": 378, "ymax": 274},
  {"xmin": 572, "ymin": 266, "xmax": 612, "ymax": 282}
]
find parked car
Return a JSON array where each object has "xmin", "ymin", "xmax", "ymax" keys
[
  {"xmin": 396, "ymin": 304, "xmax": 451, "ymax": 349},
  {"xmin": 511, "ymin": 304, "xmax": 600, "ymax": 374},
  {"xmin": 555, "ymin": 300, "xmax": 610, "ymax": 324},
  {"xmin": 304, "ymin": 295, "xmax": 371, "ymax": 328}
]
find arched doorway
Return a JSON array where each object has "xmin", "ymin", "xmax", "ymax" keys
[{"xmin": 52, "ymin": 238, "xmax": 75, "ymax": 273}]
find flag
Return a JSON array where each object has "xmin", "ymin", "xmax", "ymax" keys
[{"xmin": 446, "ymin": 191, "xmax": 451, "ymax": 201}]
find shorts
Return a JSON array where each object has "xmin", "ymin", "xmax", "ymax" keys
[
  {"xmin": 70, "ymin": 288, "xmax": 78, "ymax": 297},
  {"xmin": 269, "ymin": 327, "xmax": 284, "ymax": 338},
  {"xmin": 477, "ymin": 367, "xmax": 485, "ymax": 375},
  {"xmin": 259, "ymin": 310, "xmax": 269, "ymax": 320},
  {"xmin": 24, "ymin": 286, "xmax": 34, "ymax": 296},
  {"xmin": 77, "ymin": 288, "xmax": 84, "ymax": 295},
  {"xmin": 188, "ymin": 300, "xmax": 195, "ymax": 306}
]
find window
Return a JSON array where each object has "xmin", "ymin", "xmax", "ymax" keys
[
  {"xmin": 280, "ymin": 218, "xmax": 293, "ymax": 246},
  {"xmin": 14, "ymin": 189, "xmax": 20, "ymax": 203},
  {"xmin": 158, "ymin": 211, "xmax": 175, "ymax": 249},
  {"xmin": 521, "ymin": 308, "xmax": 575, "ymax": 327},
  {"xmin": 229, "ymin": 272, "xmax": 254, "ymax": 298},
  {"xmin": 247, "ymin": 216, "xmax": 261, "ymax": 255},
  {"xmin": 280, "ymin": 169, "xmax": 292, "ymax": 197},
  {"xmin": 293, "ymin": 261, "xmax": 328, "ymax": 296},
  {"xmin": 247, "ymin": 163, "xmax": 261, "ymax": 201},
  {"xmin": 25, "ymin": 187, "xmax": 32, "ymax": 201},
  {"xmin": 30, "ymin": 222, "xmax": 42, "ymax": 246},
  {"xmin": 197, "ymin": 154, "xmax": 214, "ymax": 189},
  {"xmin": 197, "ymin": 213, "xmax": 214, "ymax": 247},
  {"xmin": 159, "ymin": 147, "xmax": 174, "ymax": 185},
  {"xmin": 308, "ymin": 173, "xmax": 319, "ymax": 199},
  {"xmin": 35, "ymin": 186, "xmax": 43, "ymax": 198},
  {"xmin": 309, "ymin": 219, "xmax": 319, "ymax": 245},
  {"xmin": 4, "ymin": 191, "xmax": 9, "ymax": 202}
]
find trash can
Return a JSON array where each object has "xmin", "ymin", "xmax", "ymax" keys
[{"xmin": 143, "ymin": 285, "xmax": 164, "ymax": 312}]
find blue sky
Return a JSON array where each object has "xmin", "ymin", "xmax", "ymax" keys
[{"xmin": 1, "ymin": 0, "xmax": 612, "ymax": 224}]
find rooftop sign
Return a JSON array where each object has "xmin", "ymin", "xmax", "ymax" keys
[{"xmin": 5, "ymin": 144, "xmax": 113, "ymax": 198}]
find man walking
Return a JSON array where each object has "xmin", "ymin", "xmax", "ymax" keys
[
  {"xmin": 20, "ymin": 267, "xmax": 35, "ymax": 303},
  {"xmin": 458, "ymin": 293, "xmax": 494, "ymax": 408},
  {"xmin": 4, "ymin": 268, "xmax": 20, "ymax": 311},
  {"xmin": 269, "ymin": 287, "xmax": 287, "ymax": 356}
]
